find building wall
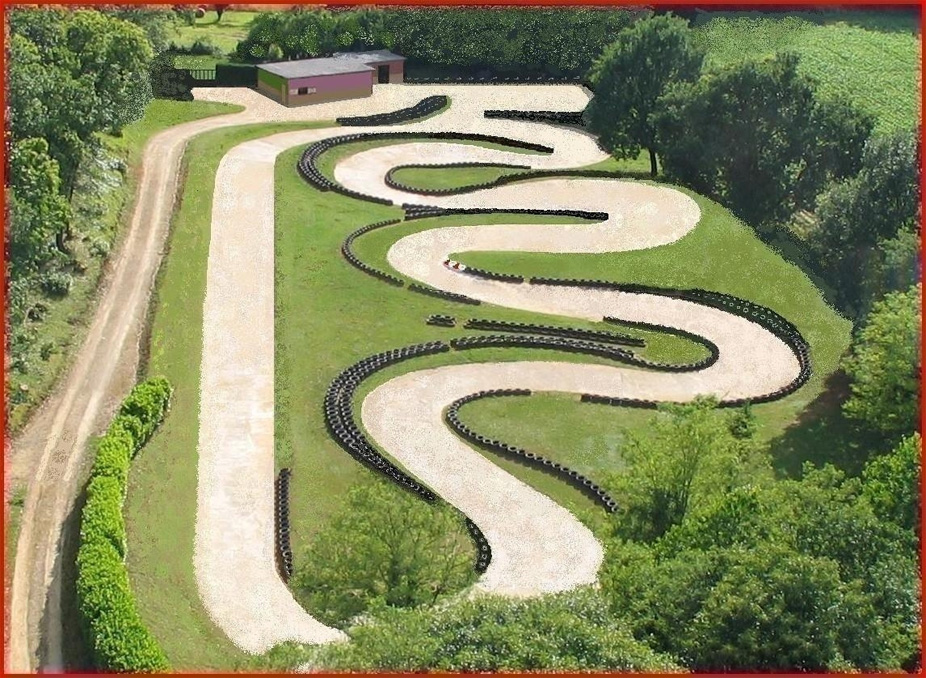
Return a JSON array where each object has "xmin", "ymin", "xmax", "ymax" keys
[
  {"xmin": 256, "ymin": 68, "xmax": 286, "ymax": 103},
  {"xmin": 284, "ymin": 71, "xmax": 374, "ymax": 106}
]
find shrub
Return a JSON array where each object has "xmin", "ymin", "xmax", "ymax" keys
[
  {"xmin": 80, "ymin": 477, "xmax": 127, "ymax": 557},
  {"xmin": 40, "ymin": 271, "xmax": 73, "ymax": 297},
  {"xmin": 76, "ymin": 377, "xmax": 172, "ymax": 672}
]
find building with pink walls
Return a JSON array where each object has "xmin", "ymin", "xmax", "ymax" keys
[{"xmin": 256, "ymin": 50, "xmax": 405, "ymax": 106}]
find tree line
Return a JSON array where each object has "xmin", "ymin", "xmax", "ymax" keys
[
  {"xmin": 6, "ymin": 8, "xmax": 170, "ymax": 408},
  {"xmin": 235, "ymin": 7, "xmax": 642, "ymax": 79}
]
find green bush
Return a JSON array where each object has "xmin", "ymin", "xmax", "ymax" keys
[
  {"xmin": 76, "ymin": 377, "xmax": 172, "ymax": 672},
  {"xmin": 308, "ymin": 589, "xmax": 679, "ymax": 672},
  {"xmin": 89, "ymin": 430, "xmax": 133, "ymax": 488},
  {"xmin": 81, "ymin": 477, "xmax": 127, "ymax": 557}
]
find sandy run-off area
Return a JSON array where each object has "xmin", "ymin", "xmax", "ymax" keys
[{"xmin": 191, "ymin": 85, "xmax": 800, "ymax": 654}]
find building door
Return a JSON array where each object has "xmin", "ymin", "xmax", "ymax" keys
[{"xmin": 377, "ymin": 65, "xmax": 390, "ymax": 84}]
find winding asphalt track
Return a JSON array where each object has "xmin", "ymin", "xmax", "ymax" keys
[{"xmin": 195, "ymin": 85, "xmax": 800, "ymax": 653}]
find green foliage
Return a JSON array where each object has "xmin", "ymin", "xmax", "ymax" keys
[
  {"xmin": 7, "ymin": 138, "xmax": 71, "ymax": 277},
  {"xmin": 77, "ymin": 378, "xmax": 172, "ymax": 672},
  {"xmin": 9, "ymin": 9, "xmax": 154, "ymax": 194},
  {"xmin": 603, "ymin": 464, "xmax": 920, "ymax": 671},
  {"xmin": 291, "ymin": 478, "xmax": 476, "ymax": 628},
  {"xmin": 810, "ymin": 129, "xmax": 920, "ymax": 314},
  {"xmin": 585, "ymin": 14, "xmax": 704, "ymax": 176},
  {"xmin": 863, "ymin": 433, "xmax": 921, "ymax": 534},
  {"xmin": 685, "ymin": 544, "xmax": 847, "ymax": 671},
  {"xmin": 81, "ymin": 477, "xmax": 128, "ymax": 558},
  {"xmin": 117, "ymin": 376, "xmax": 173, "ymax": 450},
  {"xmin": 654, "ymin": 53, "xmax": 871, "ymax": 227},
  {"xmin": 692, "ymin": 13, "xmax": 920, "ymax": 135},
  {"xmin": 842, "ymin": 284, "xmax": 920, "ymax": 441},
  {"xmin": 39, "ymin": 271, "xmax": 73, "ymax": 298},
  {"xmin": 608, "ymin": 397, "xmax": 762, "ymax": 542},
  {"xmin": 308, "ymin": 589, "xmax": 679, "ymax": 671},
  {"xmin": 236, "ymin": 7, "xmax": 640, "ymax": 77}
]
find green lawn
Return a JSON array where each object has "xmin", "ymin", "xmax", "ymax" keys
[
  {"xmin": 693, "ymin": 11, "xmax": 921, "ymax": 134},
  {"xmin": 6, "ymin": 99, "xmax": 242, "ymax": 434},
  {"xmin": 125, "ymin": 120, "xmax": 333, "ymax": 670},
  {"xmin": 170, "ymin": 10, "xmax": 257, "ymax": 56}
]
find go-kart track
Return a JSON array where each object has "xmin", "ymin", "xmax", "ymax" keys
[
  {"xmin": 7, "ymin": 83, "xmax": 808, "ymax": 670},
  {"xmin": 194, "ymin": 84, "xmax": 802, "ymax": 652}
]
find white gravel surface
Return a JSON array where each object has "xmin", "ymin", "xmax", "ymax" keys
[{"xmin": 192, "ymin": 85, "xmax": 800, "ymax": 653}]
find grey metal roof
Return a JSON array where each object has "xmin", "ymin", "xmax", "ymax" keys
[
  {"xmin": 257, "ymin": 58, "xmax": 373, "ymax": 79},
  {"xmin": 332, "ymin": 50, "xmax": 406, "ymax": 64}
]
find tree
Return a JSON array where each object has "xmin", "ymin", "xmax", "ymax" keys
[
  {"xmin": 585, "ymin": 14, "xmax": 703, "ymax": 177},
  {"xmin": 7, "ymin": 138, "xmax": 71, "ymax": 277},
  {"xmin": 842, "ymin": 283, "xmax": 921, "ymax": 441},
  {"xmin": 810, "ymin": 129, "xmax": 920, "ymax": 314},
  {"xmin": 608, "ymin": 397, "xmax": 761, "ymax": 542},
  {"xmin": 686, "ymin": 544, "xmax": 847, "ymax": 671},
  {"xmin": 863, "ymin": 433, "xmax": 921, "ymax": 535},
  {"xmin": 290, "ymin": 478, "xmax": 476, "ymax": 627},
  {"xmin": 858, "ymin": 222, "xmax": 921, "ymax": 318},
  {"xmin": 305, "ymin": 589, "xmax": 679, "ymax": 672},
  {"xmin": 653, "ymin": 53, "xmax": 871, "ymax": 227}
]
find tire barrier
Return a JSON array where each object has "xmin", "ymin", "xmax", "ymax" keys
[
  {"xmin": 341, "ymin": 219, "xmax": 405, "ymax": 286},
  {"xmin": 464, "ymin": 318, "xmax": 644, "ymax": 347},
  {"xmin": 384, "ymin": 162, "xmax": 532, "ymax": 196},
  {"xmin": 323, "ymin": 340, "xmax": 495, "ymax": 572},
  {"xmin": 444, "ymin": 389, "xmax": 618, "ymax": 513},
  {"xmin": 297, "ymin": 132, "xmax": 554, "ymax": 204},
  {"xmin": 450, "ymin": 333, "xmax": 641, "ymax": 366},
  {"xmin": 337, "ymin": 95, "xmax": 449, "ymax": 126},
  {"xmin": 402, "ymin": 204, "xmax": 609, "ymax": 222},
  {"xmin": 459, "ymin": 267, "xmax": 525, "ymax": 284},
  {"xmin": 404, "ymin": 74, "xmax": 589, "ymax": 88},
  {"xmin": 464, "ymin": 517, "xmax": 492, "ymax": 573},
  {"xmin": 503, "ymin": 279, "xmax": 816, "ymax": 407},
  {"xmin": 409, "ymin": 283, "xmax": 482, "ymax": 306},
  {"xmin": 275, "ymin": 468, "xmax": 294, "ymax": 582},
  {"xmin": 324, "ymin": 343, "xmax": 451, "ymax": 503},
  {"xmin": 389, "ymin": 168, "xmax": 642, "ymax": 199},
  {"xmin": 426, "ymin": 314, "xmax": 457, "ymax": 327},
  {"xmin": 484, "ymin": 110, "xmax": 586, "ymax": 127}
]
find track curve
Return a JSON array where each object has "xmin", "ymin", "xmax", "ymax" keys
[{"xmin": 196, "ymin": 85, "xmax": 806, "ymax": 653}]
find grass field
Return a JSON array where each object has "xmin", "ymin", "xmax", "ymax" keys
[
  {"xmin": 171, "ymin": 10, "xmax": 257, "ymax": 56},
  {"xmin": 693, "ymin": 11, "xmax": 921, "ymax": 134},
  {"xmin": 6, "ymin": 100, "xmax": 242, "ymax": 434}
]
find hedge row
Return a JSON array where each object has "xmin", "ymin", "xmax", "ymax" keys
[
  {"xmin": 77, "ymin": 377, "xmax": 173, "ymax": 673},
  {"xmin": 337, "ymin": 95, "xmax": 448, "ymax": 126}
]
